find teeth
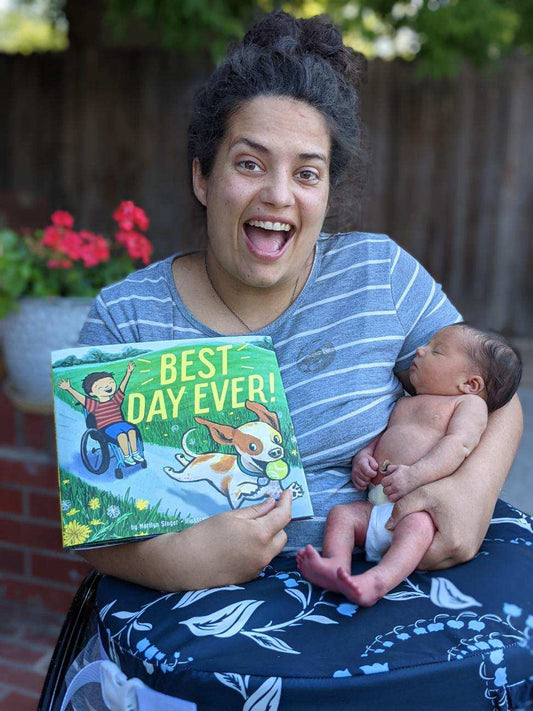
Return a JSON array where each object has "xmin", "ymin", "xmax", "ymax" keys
[{"xmin": 247, "ymin": 220, "xmax": 292, "ymax": 232}]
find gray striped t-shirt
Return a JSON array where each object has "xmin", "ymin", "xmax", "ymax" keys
[{"xmin": 80, "ymin": 231, "xmax": 460, "ymax": 553}]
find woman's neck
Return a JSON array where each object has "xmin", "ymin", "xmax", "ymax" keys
[
  {"xmin": 171, "ymin": 249, "xmax": 314, "ymax": 335},
  {"xmin": 203, "ymin": 252, "xmax": 309, "ymax": 333}
]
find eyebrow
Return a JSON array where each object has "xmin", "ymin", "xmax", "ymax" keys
[{"xmin": 230, "ymin": 137, "xmax": 329, "ymax": 165}]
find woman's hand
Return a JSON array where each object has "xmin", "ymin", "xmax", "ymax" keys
[
  {"xmin": 385, "ymin": 395, "xmax": 523, "ymax": 569},
  {"xmin": 82, "ymin": 489, "xmax": 293, "ymax": 592},
  {"xmin": 173, "ymin": 490, "xmax": 293, "ymax": 589}
]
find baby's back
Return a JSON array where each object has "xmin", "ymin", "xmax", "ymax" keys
[{"xmin": 373, "ymin": 394, "xmax": 461, "ymax": 483}]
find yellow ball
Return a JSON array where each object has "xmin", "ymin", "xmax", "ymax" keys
[{"xmin": 265, "ymin": 460, "xmax": 289, "ymax": 480}]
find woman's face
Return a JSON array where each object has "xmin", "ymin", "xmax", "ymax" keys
[{"xmin": 192, "ymin": 95, "xmax": 331, "ymax": 292}]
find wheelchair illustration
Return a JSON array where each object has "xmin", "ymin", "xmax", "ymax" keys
[{"xmin": 80, "ymin": 411, "xmax": 146, "ymax": 479}]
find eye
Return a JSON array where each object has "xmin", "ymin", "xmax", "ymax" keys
[
  {"xmin": 238, "ymin": 160, "xmax": 261, "ymax": 173},
  {"xmin": 273, "ymin": 434, "xmax": 281, "ymax": 444},
  {"xmin": 249, "ymin": 442, "xmax": 258, "ymax": 452},
  {"xmin": 296, "ymin": 169, "xmax": 319, "ymax": 183}
]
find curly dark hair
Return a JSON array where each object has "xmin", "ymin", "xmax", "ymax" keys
[
  {"xmin": 454, "ymin": 323, "xmax": 522, "ymax": 413},
  {"xmin": 187, "ymin": 11, "xmax": 367, "ymax": 193}
]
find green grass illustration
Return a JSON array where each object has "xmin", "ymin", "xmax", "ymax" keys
[{"xmin": 59, "ymin": 469, "xmax": 191, "ymax": 548}]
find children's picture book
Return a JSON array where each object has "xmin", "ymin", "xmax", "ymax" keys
[{"xmin": 51, "ymin": 335, "xmax": 313, "ymax": 549}]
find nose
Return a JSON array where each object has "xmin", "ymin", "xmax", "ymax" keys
[
  {"xmin": 259, "ymin": 169, "xmax": 295, "ymax": 208},
  {"xmin": 416, "ymin": 345, "xmax": 426, "ymax": 357}
]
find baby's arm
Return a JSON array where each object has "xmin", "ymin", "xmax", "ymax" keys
[
  {"xmin": 351, "ymin": 434, "xmax": 382, "ymax": 490},
  {"xmin": 382, "ymin": 395, "xmax": 488, "ymax": 501},
  {"xmin": 57, "ymin": 379, "xmax": 86, "ymax": 407}
]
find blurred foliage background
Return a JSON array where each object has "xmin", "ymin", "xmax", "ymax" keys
[{"xmin": 0, "ymin": 0, "xmax": 531, "ymax": 77}]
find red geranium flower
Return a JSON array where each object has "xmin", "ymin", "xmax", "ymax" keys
[
  {"xmin": 41, "ymin": 225, "xmax": 62, "ymax": 251},
  {"xmin": 113, "ymin": 201, "xmax": 150, "ymax": 232},
  {"xmin": 116, "ymin": 230, "xmax": 153, "ymax": 265},
  {"xmin": 51, "ymin": 211, "xmax": 75, "ymax": 229},
  {"xmin": 78, "ymin": 230, "xmax": 110, "ymax": 267}
]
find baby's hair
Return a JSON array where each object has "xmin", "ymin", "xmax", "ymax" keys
[
  {"xmin": 453, "ymin": 323, "xmax": 522, "ymax": 412},
  {"xmin": 188, "ymin": 10, "xmax": 367, "ymax": 191},
  {"xmin": 82, "ymin": 371, "xmax": 114, "ymax": 396}
]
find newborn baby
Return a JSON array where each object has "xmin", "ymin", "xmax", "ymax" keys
[{"xmin": 297, "ymin": 323, "xmax": 522, "ymax": 606}]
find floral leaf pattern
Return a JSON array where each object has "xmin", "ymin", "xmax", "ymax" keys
[
  {"xmin": 243, "ymin": 677, "xmax": 282, "ymax": 711},
  {"xmin": 429, "ymin": 577, "xmax": 482, "ymax": 609},
  {"xmin": 172, "ymin": 586, "xmax": 244, "ymax": 610},
  {"xmin": 214, "ymin": 672, "xmax": 248, "ymax": 699},
  {"xmin": 179, "ymin": 600, "xmax": 264, "ymax": 638},
  {"xmin": 240, "ymin": 631, "xmax": 299, "ymax": 655}
]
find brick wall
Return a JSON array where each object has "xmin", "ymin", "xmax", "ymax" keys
[{"xmin": 0, "ymin": 392, "xmax": 91, "ymax": 613}]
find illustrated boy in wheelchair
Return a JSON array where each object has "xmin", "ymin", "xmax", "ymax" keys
[{"xmin": 57, "ymin": 362, "xmax": 146, "ymax": 479}]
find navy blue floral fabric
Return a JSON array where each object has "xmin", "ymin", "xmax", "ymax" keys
[{"xmin": 96, "ymin": 500, "xmax": 533, "ymax": 710}]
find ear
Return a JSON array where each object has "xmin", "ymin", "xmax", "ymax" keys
[
  {"xmin": 245, "ymin": 400, "xmax": 280, "ymax": 431},
  {"xmin": 192, "ymin": 157, "xmax": 208, "ymax": 207},
  {"xmin": 195, "ymin": 416, "xmax": 236, "ymax": 445},
  {"xmin": 459, "ymin": 375, "xmax": 485, "ymax": 396}
]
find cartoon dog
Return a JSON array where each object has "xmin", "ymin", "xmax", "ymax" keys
[{"xmin": 164, "ymin": 400, "xmax": 303, "ymax": 509}]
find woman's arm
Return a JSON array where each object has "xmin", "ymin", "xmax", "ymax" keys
[
  {"xmin": 385, "ymin": 393, "xmax": 523, "ymax": 569},
  {"xmin": 81, "ymin": 491, "xmax": 293, "ymax": 591}
]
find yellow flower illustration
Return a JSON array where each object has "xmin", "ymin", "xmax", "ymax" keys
[
  {"xmin": 88, "ymin": 497, "xmax": 101, "ymax": 510},
  {"xmin": 89, "ymin": 519, "xmax": 104, "ymax": 526},
  {"xmin": 138, "ymin": 532, "xmax": 148, "ymax": 536},
  {"xmin": 66, "ymin": 508, "xmax": 80, "ymax": 516},
  {"xmin": 62, "ymin": 479, "xmax": 70, "ymax": 485},
  {"xmin": 63, "ymin": 521, "xmax": 91, "ymax": 546},
  {"xmin": 135, "ymin": 499, "xmax": 149, "ymax": 511}
]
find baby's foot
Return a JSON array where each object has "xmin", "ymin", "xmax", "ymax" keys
[
  {"xmin": 296, "ymin": 545, "xmax": 348, "ymax": 593},
  {"xmin": 336, "ymin": 567, "xmax": 387, "ymax": 607}
]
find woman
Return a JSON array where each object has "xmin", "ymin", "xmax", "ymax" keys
[{"xmin": 71, "ymin": 11, "xmax": 527, "ymax": 710}]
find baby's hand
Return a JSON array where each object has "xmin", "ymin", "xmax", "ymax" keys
[
  {"xmin": 381, "ymin": 464, "xmax": 416, "ymax": 501},
  {"xmin": 351, "ymin": 451, "xmax": 379, "ymax": 490}
]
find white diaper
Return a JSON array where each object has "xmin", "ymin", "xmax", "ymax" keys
[{"xmin": 365, "ymin": 502, "xmax": 394, "ymax": 562}]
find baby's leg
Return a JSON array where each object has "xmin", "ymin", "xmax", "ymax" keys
[
  {"xmin": 337, "ymin": 511, "xmax": 435, "ymax": 607},
  {"xmin": 297, "ymin": 502, "xmax": 372, "ymax": 593}
]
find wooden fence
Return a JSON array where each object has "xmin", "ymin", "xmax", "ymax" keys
[{"xmin": 0, "ymin": 50, "xmax": 531, "ymax": 335}]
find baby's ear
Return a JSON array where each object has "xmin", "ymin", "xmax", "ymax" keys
[{"xmin": 459, "ymin": 375, "xmax": 485, "ymax": 395}]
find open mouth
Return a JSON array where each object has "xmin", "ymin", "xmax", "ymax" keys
[{"xmin": 243, "ymin": 219, "xmax": 295, "ymax": 259}]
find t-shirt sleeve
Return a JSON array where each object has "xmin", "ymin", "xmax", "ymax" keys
[
  {"xmin": 78, "ymin": 294, "xmax": 125, "ymax": 346},
  {"xmin": 390, "ymin": 243, "xmax": 461, "ymax": 373}
]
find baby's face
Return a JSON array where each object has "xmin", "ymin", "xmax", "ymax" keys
[
  {"xmin": 90, "ymin": 376, "xmax": 117, "ymax": 401},
  {"xmin": 409, "ymin": 327, "xmax": 473, "ymax": 396}
]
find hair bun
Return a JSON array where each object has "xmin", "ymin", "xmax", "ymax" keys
[{"xmin": 243, "ymin": 11, "xmax": 365, "ymax": 90}]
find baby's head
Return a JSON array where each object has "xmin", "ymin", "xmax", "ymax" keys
[
  {"xmin": 410, "ymin": 324, "xmax": 522, "ymax": 412},
  {"xmin": 82, "ymin": 371, "xmax": 117, "ymax": 401}
]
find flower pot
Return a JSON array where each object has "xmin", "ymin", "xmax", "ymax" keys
[{"xmin": 0, "ymin": 296, "xmax": 93, "ymax": 413}]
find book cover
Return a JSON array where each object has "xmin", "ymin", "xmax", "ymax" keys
[{"xmin": 51, "ymin": 335, "xmax": 313, "ymax": 549}]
